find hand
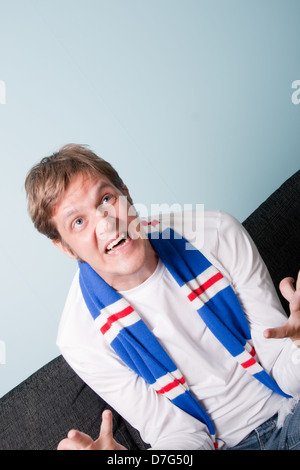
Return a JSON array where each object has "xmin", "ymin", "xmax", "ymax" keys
[
  {"xmin": 264, "ymin": 271, "xmax": 300, "ymax": 342},
  {"xmin": 57, "ymin": 409, "xmax": 127, "ymax": 450}
]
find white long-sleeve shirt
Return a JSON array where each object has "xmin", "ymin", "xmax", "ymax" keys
[{"xmin": 57, "ymin": 211, "xmax": 300, "ymax": 449}]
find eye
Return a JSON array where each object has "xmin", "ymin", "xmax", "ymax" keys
[
  {"xmin": 72, "ymin": 217, "xmax": 84, "ymax": 229},
  {"xmin": 102, "ymin": 194, "xmax": 115, "ymax": 205},
  {"xmin": 97, "ymin": 194, "xmax": 117, "ymax": 213}
]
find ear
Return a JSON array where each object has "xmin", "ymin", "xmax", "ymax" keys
[{"xmin": 52, "ymin": 239, "xmax": 77, "ymax": 259}]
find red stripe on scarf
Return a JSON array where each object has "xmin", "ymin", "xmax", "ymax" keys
[
  {"xmin": 156, "ymin": 376, "xmax": 186, "ymax": 395},
  {"xmin": 241, "ymin": 357, "xmax": 256, "ymax": 369},
  {"xmin": 100, "ymin": 306, "xmax": 134, "ymax": 335},
  {"xmin": 188, "ymin": 272, "xmax": 224, "ymax": 301}
]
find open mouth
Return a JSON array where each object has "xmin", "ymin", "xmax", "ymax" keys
[{"xmin": 105, "ymin": 233, "xmax": 131, "ymax": 254}]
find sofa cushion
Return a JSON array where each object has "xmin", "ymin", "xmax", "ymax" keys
[{"xmin": 243, "ymin": 170, "xmax": 300, "ymax": 316}]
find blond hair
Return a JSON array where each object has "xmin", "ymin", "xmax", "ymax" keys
[{"xmin": 25, "ymin": 144, "xmax": 127, "ymax": 241}]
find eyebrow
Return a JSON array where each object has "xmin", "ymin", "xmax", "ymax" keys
[
  {"xmin": 62, "ymin": 207, "xmax": 81, "ymax": 228},
  {"xmin": 62, "ymin": 181, "xmax": 114, "ymax": 229}
]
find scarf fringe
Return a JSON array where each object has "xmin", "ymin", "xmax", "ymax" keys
[{"xmin": 276, "ymin": 395, "xmax": 300, "ymax": 428}]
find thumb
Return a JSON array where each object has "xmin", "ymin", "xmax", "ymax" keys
[
  {"xmin": 57, "ymin": 429, "xmax": 94, "ymax": 450},
  {"xmin": 279, "ymin": 277, "xmax": 295, "ymax": 303},
  {"xmin": 264, "ymin": 324, "xmax": 289, "ymax": 340}
]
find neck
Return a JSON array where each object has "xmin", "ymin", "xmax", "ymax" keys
[
  {"xmin": 109, "ymin": 241, "xmax": 159, "ymax": 292},
  {"xmin": 117, "ymin": 257, "xmax": 159, "ymax": 292}
]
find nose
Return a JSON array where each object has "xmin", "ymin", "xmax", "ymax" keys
[{"xmin": 95, "ymin": 210, "xmax": 117, "ymax": 240}]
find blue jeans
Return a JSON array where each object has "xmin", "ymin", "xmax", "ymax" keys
[{"xmin": 227, "ymin": 401, "xmax": 300, "ymax": 450}]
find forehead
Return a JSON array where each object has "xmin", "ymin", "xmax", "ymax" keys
[{"xmin": 53, "ymin": 172, "xmax": 113, "ymax": 217}]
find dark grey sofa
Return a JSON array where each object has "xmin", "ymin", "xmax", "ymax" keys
[{"xmin": 0, "ymin": 170, "xmax": 299, "ymax": 450}]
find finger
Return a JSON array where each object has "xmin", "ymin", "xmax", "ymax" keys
[
  {"xmin": 57, "ymin": 436, "xmax": 87, "ymax": 451},
  {"xmin": 264, "ymin": 324, "xmax": 289, "ymax": 340},
  {"xmin": 296, "ymin": 271, "xmax": 300, "ymax": 291},
  {"xmin": 290, "ymin": 289, "xmax": 300, "ymax": 316},
  {"xmin": 279, "ymin": 277, "xmax": 295, "ymax": 302},
  {"xmin": 99, "ymin": 410, "xmax": 114, "ymax": 440},
  {"xmin": 57, "ymin": 438, "xmax": 75, "ymax": 450},
  {"xmin": 61, "ymin": 429, "xmax": 94, "ymax": 450}
]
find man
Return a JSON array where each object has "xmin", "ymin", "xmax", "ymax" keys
[{"xmin": 25, "ymin": 144, "xmax": 300, "ymax": 450}]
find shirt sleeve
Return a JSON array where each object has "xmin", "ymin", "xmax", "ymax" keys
[
  {"xmin": 57, "ymin": 274, "xmax": 215, "ymax": 450},
  {"xmin": 216, "ymin": 211, "xmax": 300, "ymax": 397}
]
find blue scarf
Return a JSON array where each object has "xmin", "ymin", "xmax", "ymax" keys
[{"xmin": 78, "ymin": 219, "xmax": 291, "ymax": 448}]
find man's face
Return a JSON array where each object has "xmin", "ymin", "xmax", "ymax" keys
[{"xmin": 52, "ymin": 173, "xmax": 158, "ymax": 291}]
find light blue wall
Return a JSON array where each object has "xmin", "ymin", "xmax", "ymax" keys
[{"xmin": 0, "ymin": 0, "xmax": 299, "ymax": 397}]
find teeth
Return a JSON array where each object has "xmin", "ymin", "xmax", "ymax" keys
[{"xmin": 106, "ymin": 233, "xmax": 128, "ymax": 252}]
